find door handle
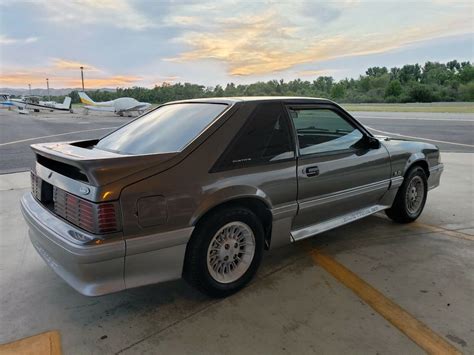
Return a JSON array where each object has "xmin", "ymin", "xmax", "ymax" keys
[{"xmin": 305, "ymin": 166, "xmax": 319, "ymax": 177}]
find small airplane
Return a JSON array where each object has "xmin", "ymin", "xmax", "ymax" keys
[
  {"xmin": 78, "ymin": 91, "xmax": 152, "ymax": 116},
  {"xmin": 6, "ymin": 96, "xmax": 73, "ymax": 114},
  {"xmin": 0, "ymin": 93, "xmax": 14, "ymax": 108}
]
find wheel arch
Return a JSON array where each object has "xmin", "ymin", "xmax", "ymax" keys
[
  {"xmin": 191, "ymin": 193, "xmax": 273, "ymax": 250},
  {"xmin": 405, "ymin": 155, "xmax": 430, "ymax": 178}
]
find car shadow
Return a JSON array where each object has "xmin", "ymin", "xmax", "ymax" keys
[{"xmin": 11, "ymin": 213, "xmax": 418, "ymax": 349}]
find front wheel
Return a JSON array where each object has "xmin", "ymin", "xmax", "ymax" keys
[
  {"xmin": 386, "ymin": 166, "xmax": 428, "ymax": 223},
  {"xmin": 183, "ymin": 207, "xmax": 264, "ymax": 298}
]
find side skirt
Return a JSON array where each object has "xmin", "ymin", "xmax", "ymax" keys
[{"xmin": 290, "ymin": 204, "xmax": 390, "ymax": 242}]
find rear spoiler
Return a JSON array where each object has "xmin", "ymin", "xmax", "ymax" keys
[{"xmin": 31, "ymin": 140, "xmax": 177, "ymax": 186}]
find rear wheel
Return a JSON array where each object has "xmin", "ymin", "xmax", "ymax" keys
[
  {"xmin": 183, "ymin": 207, "xmax": 264, "ymax": 298},
  {"xmin": 386, "ymin": 166, "xmax": 427, "ymax": 223}
]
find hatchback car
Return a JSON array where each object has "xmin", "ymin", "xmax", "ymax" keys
[{"xmin": 21, "ymin": 97, "xmax": 443, "ymax": 297}]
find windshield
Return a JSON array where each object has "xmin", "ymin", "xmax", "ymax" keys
[{"xmin": 96, "ymin": 103, "xmax": 228, "ymax": 155}]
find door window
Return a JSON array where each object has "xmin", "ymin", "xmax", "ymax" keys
[{"xmin": 289, "ymin": 108, "xmax": 363, "ymax": 155}]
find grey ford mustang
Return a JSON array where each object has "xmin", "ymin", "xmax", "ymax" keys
[{"xmin": 21, "ymin": 97, "xmax": 443, "ymax": 297}]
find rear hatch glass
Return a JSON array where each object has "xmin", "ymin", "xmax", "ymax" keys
[{"xmin": 96, "ymin": 103, "xmax": 228, "ymax": 155}]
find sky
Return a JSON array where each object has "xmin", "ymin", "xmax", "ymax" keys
[{"xmin": 0, "ymin": 0, "xmax": 473, "ymax": 89}]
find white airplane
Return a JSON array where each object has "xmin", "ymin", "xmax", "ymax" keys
[
  {"xmin": 78, "ymin": 91, "xmax": 152, "ymax": 116},
  {"xmin": 7, "ymin": 96, "xmax": 72, "ymax": 114}
]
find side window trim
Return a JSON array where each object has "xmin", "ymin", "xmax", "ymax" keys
[
  {"xmin": 285, "ymin": 104, "xmax": 366, "ymax": 158},
  {"xmin": 278, "ymin": 101, "xmax": 298, "ymax": 159},
  {"xmin": 210, "ymin": 102, "xmax": 297, "ymax": 173},
  {"xmin": 286, "ymin": 103, "xmax": 373, "ymax": 137}
]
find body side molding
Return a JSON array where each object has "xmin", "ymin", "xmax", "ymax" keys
[{"xmin": 291, "ymin": 204, "xmax": 389, "ymax": 242}]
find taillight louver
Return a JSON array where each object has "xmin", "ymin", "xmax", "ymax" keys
[
  {"xmin": 53, "ymin": 187, "xmax": 121, "ymax": 235},
  {"xmin": 97, "ymin": 203, "xmax": 119, "ymax": 233},
  {"xmin": 31, "ymin": 172, "xmax": 41, "ymax": 200}
]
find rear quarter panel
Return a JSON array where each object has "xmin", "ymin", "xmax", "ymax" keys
[{"xmin": 119, "ymin": 102, "xmax": 297, "ymax": 238}]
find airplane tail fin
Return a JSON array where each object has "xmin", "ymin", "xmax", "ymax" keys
[
  {"xmin": 63, "ymin": 97, "xmax": 72, "ymax": 108},
  {"xmin": 78, "ymin": 91, "xmax": 95, "ymax": 105}
]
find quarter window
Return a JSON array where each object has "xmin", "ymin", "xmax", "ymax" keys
[
  {"xmin": 289, "ymin": 108, "xmax": 363, "ymax": 155},
  {"xmin": 216, "ymin": 103, "xmax": 294, "ymax": 169},
  {"xmin": 96, "ymin": 103, "xmax": 227, "ymax": 155}
]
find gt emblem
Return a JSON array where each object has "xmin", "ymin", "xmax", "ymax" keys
[{"xmin": 79, "ymin": 186, "xmax": 90, "ymax": 195}]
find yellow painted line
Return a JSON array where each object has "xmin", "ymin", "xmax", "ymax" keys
[
  {"xmin": 373, "ymin": 214, "xmax": 474, "ymax": 242},
  {"xmin": 0, "ymin": 330, "xmax": 61, "ymax": 355},
  {"xmin": 310, "ymin": 249, "xmax": 461, "ymax": 355},
  {"xmin": 411, "ymin": 222, "xmax": 474, "ymax": 242}
]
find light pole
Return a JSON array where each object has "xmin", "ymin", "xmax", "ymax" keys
[
  {"xmin": 28, "ymin": 84, "xmax": 31, "ymax": 96},
  {"xmin": 80, "ymin": 66, "xmax": 85, "ymax": 91},
  {"xmin": 46, "ymin": 78, "xmax": 50, "ymax": 101}
]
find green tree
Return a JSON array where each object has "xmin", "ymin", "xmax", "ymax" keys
[
  {"xmin": 399, "ymin": 64, "xmax": 422, "ymax": 83},
  {"xmin": 385, "ymin": 80, "xmax": 402, "ymax": 98},
  {"xmin": 51, "ymin": 59, "xmax": 474, "ymax": 105},
  {"xmin": 366, "ymin": 67, "xmax": 388, "ymax": 77},
  {"xmin": 330, "ymin": 83, "xmax": 345, "ymax": 99},
  {"xmin": 408, "ymin": 83, "xmax": 436, "ymax": 102}
]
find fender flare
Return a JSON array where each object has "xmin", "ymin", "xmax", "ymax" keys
[
  {"xmin": 190, "ymin": 185, "xmax": 272, "ymax": 226},
  {"xmin": 403, "ymin": 152, "xmax": 429, "ymax": 176}
]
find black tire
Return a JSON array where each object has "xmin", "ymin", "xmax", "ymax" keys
[
  {"xmin": 183, "ymin": 206, "xmax": 264, "ymax": 298},
  {"xmin": 385, "ymin": 166, "xmax": 428, "ymax": 223}
]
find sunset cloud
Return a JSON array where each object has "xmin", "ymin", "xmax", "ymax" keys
[
  {"xmin": 172, "ymin": 12, "xmax": 473, "ymax": 76},
  {"xmin": 52, "ymin": 59, "xmax": 100, "ymax": 72},
  {"xmin": 0, "ymin": 0, "xmax": 472, "ymax": 88},
  {"xmin": 0, "ymin": 71, "xmax": 141, "ymax": 88},
  {"xmin": 166, "ymin": 16, "xmax": 201, "ymax": 26},
  {"xmin": 0, "ymin": 58, "xmax": 139, "ymax": 88}
]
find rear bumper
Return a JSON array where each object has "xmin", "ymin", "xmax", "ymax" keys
[
  {"xmin": 21, "ymin": 192, "xmax": 194, "ymax": 296},
  {"xmin": 20, "ymin": 192, "xmax": 126, "ymax": 296},
  {"xmin": 428, "ymin": 163, "xmax": 443, "ymax": 190}
]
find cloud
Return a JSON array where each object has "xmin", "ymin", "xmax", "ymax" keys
[
  {"xmin": 41, "ymin": 0, "xmax": 154, "ymax": 31},
  {"xmin": 166, "ymin": 16, "xmax": 201, "ymax": 26},
  {"xmin": 0, "ymin": 58, "xmax": 140, "ymax": 88},
  {"xmin": 299, "ymin": 3, "xmax": 342, "ymax": 23},
  {"xmin": 0, "ymin": 35, "xmax": 38, "ymax": 45},
  {"xmin": 52, "ymin": 59, "xmax": 100, "ymax": 72},
  {"xmin": 171, "ymin": 12, "xmax": 473, "ymax": 76},
  {"xmin": 0, "ymin": 71, "xmax": 141, "ymax": 88}
]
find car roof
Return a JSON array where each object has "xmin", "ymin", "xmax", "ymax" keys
[{"xmin": 165, "ymin": 96, "xmax": 335, "ymax": 105}]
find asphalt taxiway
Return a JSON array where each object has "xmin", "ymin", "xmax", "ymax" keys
[{"xmin": 1, "ymin": 108, "xmax": 472, "ymax": 174}]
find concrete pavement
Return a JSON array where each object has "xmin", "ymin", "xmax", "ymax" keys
[{"xmin": 0, "ymin": 153, "xmax": 472, "ymax": 354}]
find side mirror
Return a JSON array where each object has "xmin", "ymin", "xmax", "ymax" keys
[{"xmin": 366, "ymin": 136, "xmax": 381, "ymax": 149}]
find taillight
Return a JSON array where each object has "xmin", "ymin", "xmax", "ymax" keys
[
  {"xmin": 53, "ymin": 187, "xmax": 121, "ymax": 235},
  {"xmin": 97, "ymin": 203, "xmax": 119, "ymax": 233}
]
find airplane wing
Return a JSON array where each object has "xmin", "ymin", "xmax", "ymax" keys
[
  {"xmin": 21, "ymin": 102, "xmax": 71, "ymax": 112},
  {"xmin": 83, "ymin": 105, "xmax": 115, "ymax": 112},
  {"xmin": 117, "ymin": 104, "xmax": 151, "ymax": 113}
]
